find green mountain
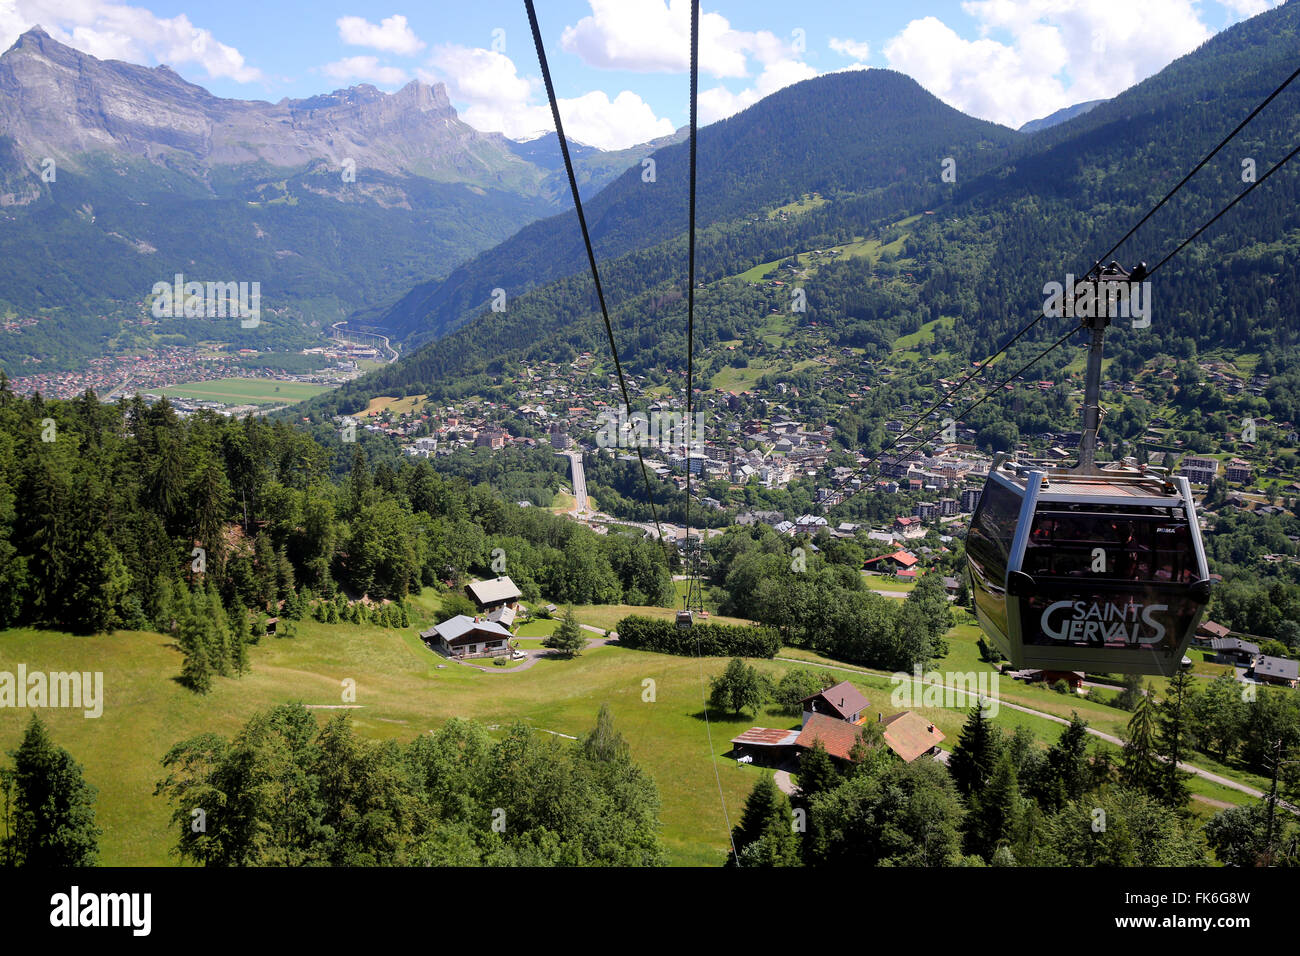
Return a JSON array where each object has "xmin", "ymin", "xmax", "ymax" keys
[
  {"xmin": 315, "ymin": 0, "xmax": 1300, "ymax": 424},
  {"xmin": 369, "ymin": 68, "xmax": 1019, "ymax": 348},
  {"xmin": 0, "ymin": 28, "xmax": 644, "ymax": 373},
  {"xmin": 1018, "ymin": 99, "xmax": 1105, "ymax": 133}
]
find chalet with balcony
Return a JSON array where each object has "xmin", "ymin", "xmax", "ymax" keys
[
  {"xmin": 465, "ymin": 576, "xmax": 523, "ymax": 628},
  {"xmin": 423, "ymin": 615, "xmax": 512, "ymax": 660}
]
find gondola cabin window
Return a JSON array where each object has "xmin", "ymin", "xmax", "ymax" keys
[
  {"xmin": 1023, "ymin": 510, "xmax": 1197, "ymax": 583},
  {"xmin": 966, "ymin": 479, "xmax": 1021, "ymax": 638}
]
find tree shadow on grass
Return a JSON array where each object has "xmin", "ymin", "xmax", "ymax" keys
[{"xmin": 690, "ymin": 709, "xmax": 762, "ymax": 723}]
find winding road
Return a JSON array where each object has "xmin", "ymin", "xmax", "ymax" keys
[{"xmin": 331, "ymin": 321, "xmax": 398, "ymax": 363}]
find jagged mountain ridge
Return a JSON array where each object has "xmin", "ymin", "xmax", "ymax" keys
[
  {"xmin": 0, "ymin": 27, "xmax": 656, "ymax": 372},
  {"xmin": 0, "ymin": 26, "xmax": 542, "ymax": 190}
]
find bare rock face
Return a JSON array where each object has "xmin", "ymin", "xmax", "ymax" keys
[{"xmin": 0, "ymin": 26, "xmax": 538, "ymax": 188}]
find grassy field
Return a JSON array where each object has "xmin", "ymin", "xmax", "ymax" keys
[
  {"xmin": 0, "ymin": 594, "xmax": 1265, "ymax": 868},
  {"xmin": 862, "ymin": 572, "xmax": 918, "ymax": 593},
  {"xmin": 736, "ymin": 257, "xmax": 783, "ymax": 283},
  {"xmin": 0, "ymin": 616, "xmax": 787, "ymax": 867},
  {"xmin": 357, "ymin": 394, "xmax": 428, "ymax": 418},
  {"xmin": 159, "ymin": 378, "xmax": 330, "ymax": 406},
  {"xmin": 892, "ymin": 315, "xmax": 956, "ymax": 352},
  {"xmin": 711, "ymin": 360, "xmax": 775, "ymax": 391},
  {"xmin": 515, "ymin": 619, "xmax": 559, "ymax": 638},
  {"xmin": 550, "ymin": 490, "xmax": 598, "ymax": 513},
  {"xmin": 768, "ymin": 194, "xmax": 827, "ymax": 219},
  {"xmin": 571, "ymin": 603, "xmax": 754, "ymax": 633},
  {"xmin": 0, "ymin": 586, "xmax": 777, "ymax": 868}
]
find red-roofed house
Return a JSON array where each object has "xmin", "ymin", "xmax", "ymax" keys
[
  {"xmin": 893, "ymin": 516, "xmax": 925, "ymax": 539},
  {"xmin": 881, "ymin": 712, "xmax": 946, "ymax": 762},
  {"xmin": 863, "ymin": 550, "xmax": 919, "ymax": 573},
  {"xmin": 800, "ymin": 680, "xmax": 869, "ymax": 724},
  {"xmin": 796, "ymin": 712, "xmax": 869, "ymax": 761}
]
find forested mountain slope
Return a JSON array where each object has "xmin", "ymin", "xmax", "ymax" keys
[
  {"xmin": 371, "ymin": 69, "xmax": 1021, "ymax": 347},
  {"xmin": 318, "ymin": 0, "xmax": 1300, "ymax": 422}
]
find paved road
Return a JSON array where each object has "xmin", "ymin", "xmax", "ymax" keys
[
  {"xmin": 774, "ymin": 655, "xmax": 1298, "ymax": 812},
  {"xmin": 331, "ymin": 321, "xmax": 399, "ymax": 363},
  {"xmin": 569, "ymin": 451, "xmax": 588, "ymax": 513}
]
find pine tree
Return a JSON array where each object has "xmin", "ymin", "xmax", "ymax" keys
[
  {"xmin": 738, "ymin": 804, "xmax": 801, "ymax": 867},
  {"xmin": 177, "ymin": 589, "xmax": 213, "ymax": 694},
  {"xmin": 948, "ymin": 701, "xmax": 1000, "ymax": 797},
  {"xmin": 1121, "ymin": 685, "xmax": 1161, "ymax": 796},
  {"xmin": 1031, "ymin": 715, "xmax": 1093, "ymax": 812},
  {"xmin": 729, "ymin": 774, "xmax": 789, "ymax": 865},
  {"xmin": 205, "ymin": 587, "xmax": 232, "ymax": 678},
  {"xmin": 964, "ymin": 748, "xmax": 1023, "ymax": 860},
  {"xmin": 211, "ymin": 588, "xmax": 247, "ymax": 675},
  {"xmin": 796, "ymin": 740, "xmax": 842, "ymax": 804},
  {"xmin": 1157, "ymin": 666, "xmax": 1196, "ymax": 810},
  {"xmin": 544, "ymin": 606, "xmax": 586, "ymax": 658},
  {"xmin": 1, "ymin": 716, "xmax": 101, "ymax": 866}
]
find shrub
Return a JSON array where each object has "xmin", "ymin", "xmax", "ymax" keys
[{"xmin": 615, "ymin": 615, "xmax": 781, "ymax": 658}]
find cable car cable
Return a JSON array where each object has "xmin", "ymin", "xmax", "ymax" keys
[
  {"xmin": 527, "ymin": 0, "xmax": 737, "ymax": 864},
  {"xmin": 678, "ymin": 0, "xmax": 739, "ymax": 864},
  {"xmin": 1093, "ymin": 61, "xmax": 1300, "ymax": 270},
  {"xmin": 827, "ymin": 98, "xmax": 1300, "ymax": 513},
  {"xmin": 1146, "ymin": 140, "xmax": 1300, "ymax": 279},
  {"xmin": 524, "ymin": 0, "xmax": 669, "ymax": 559}
]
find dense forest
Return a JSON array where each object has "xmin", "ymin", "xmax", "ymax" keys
[{"xmin": 0, "ymin": 382, "xmax": 674, "ymax": 643}]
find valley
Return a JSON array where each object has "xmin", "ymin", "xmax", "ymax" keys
[{"xmin": 0, "ymin": 0, "xmax": 1298, "ymax": 887}]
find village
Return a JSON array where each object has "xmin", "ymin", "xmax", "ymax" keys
[{"xmin": 339, "ymin": 328, "xmax": 1300, "ymax": 553}]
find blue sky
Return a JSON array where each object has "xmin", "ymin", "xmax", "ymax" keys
[{"xmin": 0, "ymin": 0, "xmax": 1286, "ymax": 148}]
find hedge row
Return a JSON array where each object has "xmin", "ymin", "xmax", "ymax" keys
[{"xmin": 614, "ymin": 615, "xmax": 781, "ymax": 658}]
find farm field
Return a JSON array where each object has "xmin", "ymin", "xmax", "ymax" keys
[{"xmin": 158, "ymin": 377, "xmax": 330, "ymax": 406}]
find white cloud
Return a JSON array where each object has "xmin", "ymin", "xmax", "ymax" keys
[
  {"xmin": 322, "ymin": 56, "xmax": 408, "ymax": 87},
  {"xmin": 829, "ymin": 37, "xmax": 871, "ymax": 60},
  {"xmin": 558, "ymin": 1, "xmax": 818, "ymax": 128},
  {"xmin": 884, "ymin": 0, "xmax": 1214, "ymax": 128},
  {"xmin": 539, "ymin": 90, "xmax": 676, "ymax": 150},
  {"xmin": 699, "ymin": 57, "xmax": 817, "ymax": 124},
  {"xmin": 423, "ymin": 44, "xmax": 673, "ymax": 150},
  {"xmin": 560, "ymin": 0, "xmax": 795, "ymax": 78},
  {"xmin": 337, "ymin": 14, "xmax": 424, "ymax": 56},
  {"xmin": 0, "ymin": 0, "xmax": 262, "ymax": 82},
  {"xmin": 1216, "ymin": 0, "xmax": 1283, "ymax": 15}
]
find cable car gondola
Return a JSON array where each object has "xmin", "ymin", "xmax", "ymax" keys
[{"xmin": 965, "ymin": 263, "xmax": 1212, "ymax": 676}]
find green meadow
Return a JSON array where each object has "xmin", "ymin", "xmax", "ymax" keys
[{"xmin": 0, "ymin": 599, "xmax": 1263, "ymax": 867}]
